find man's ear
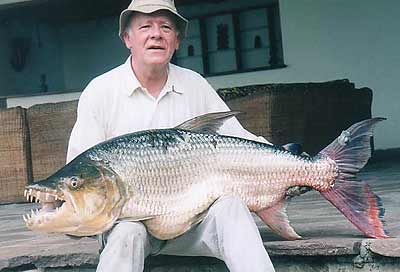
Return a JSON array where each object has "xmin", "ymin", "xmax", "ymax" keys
[
  {"xmin": 123, "ymin": 32, "xmax": 132, "ymax": 50},
  {"xmin": 175, "ymin": 36, "xmax": 181, "ymax": 50}
]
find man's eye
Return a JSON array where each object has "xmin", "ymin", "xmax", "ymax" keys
[
  {"xmin": 161, "ymin": 25, "xmax": 172, "ymax": 30},
  {"xmin": 140, "ymin": 25, "xmax": 150, "ymax": 29}
]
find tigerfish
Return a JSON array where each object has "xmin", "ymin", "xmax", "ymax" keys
[{"xmin": 23, "ymin": 112, "xmax": 388, "ymax": 240}]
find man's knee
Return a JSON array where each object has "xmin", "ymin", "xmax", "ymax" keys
[
  {"xmin": 107, "ymin": 221, "xmax": 148, "ymax": 244},
  {"xmin": 209, "ymin": 195, "xmax": 251, "ymax": 224},
  {"xmin": 98, "ymin": 222, "xmax": 150, "ymax": 271},
  {"xmin": 212, "ymin": 196, "xmax": 247, "ymax": 213}
]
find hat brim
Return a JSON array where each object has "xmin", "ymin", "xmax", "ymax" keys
[{"xmin": 119, "ymin": 6, "xmax": 188, "ymax": 40}]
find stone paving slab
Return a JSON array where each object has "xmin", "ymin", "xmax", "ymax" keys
[
  {"xmin": 368, "ymin": 239, "xmax": 400, "ymax": 257},
  {"xmin": 0, "ymin": 160, "xmax": 399, "ymax": 271}
]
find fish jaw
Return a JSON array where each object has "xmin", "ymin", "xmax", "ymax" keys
[
  {"xmin": 23, "ymin": 185, "xmax": 80, "ymax": 233},
  {"xmin": 24, "ymin": 161, "xmax": 126, "ymax": 236}
]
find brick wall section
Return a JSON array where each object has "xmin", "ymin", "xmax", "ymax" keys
[
  {"xmin": 0, "ymin": 107, "xmax": 32, "ymax": 204},
  {"xmin": 26, "ymin": 100, "xmax": 78, "ymax": 182},
  {"xmin": 221, "ymin": 79, "xmax": 372, "ymax": 155}
]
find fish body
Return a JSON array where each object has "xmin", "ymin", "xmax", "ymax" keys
[
  {"xmin": 24, "ymin": 112, "xmax": 388, "ymax": 240},
  {"xmin": 86, "ymin": 129, "xmax": 335, "ymax": 239}
]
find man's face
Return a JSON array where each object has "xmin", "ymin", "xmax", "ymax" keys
[{"xmin": 123, "ymin": 11, "xmax": 180, "ymax": 68}]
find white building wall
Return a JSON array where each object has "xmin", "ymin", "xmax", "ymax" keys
[{"xmin": 207, "ymin": 0, "xmax": 400, "ymax": 150}]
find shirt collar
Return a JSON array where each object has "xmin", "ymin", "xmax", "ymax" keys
[
  {"xmin": 164, "ymin": 63, "xmax": 184, "ymax": 95},
  {"xmin": 121, "ymin": 56, "xmax": 142, "ymax": 97},
  {"xmin": 122, "ymin": 56, "xmax": 184, "ymax": 97}
]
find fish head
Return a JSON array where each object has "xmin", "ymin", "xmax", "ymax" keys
[{"xmin": 24, "ymin": 159, "xmax": 125, "ymax": 236}]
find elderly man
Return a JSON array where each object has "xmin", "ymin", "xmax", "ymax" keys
[{"xmin": 67, "ymin": 0, "xmax": 276, "ymax": 271}]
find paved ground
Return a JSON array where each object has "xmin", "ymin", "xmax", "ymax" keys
[{"xmin": 0, "ymin": 159, "xmax": 399, "ymax": 271}]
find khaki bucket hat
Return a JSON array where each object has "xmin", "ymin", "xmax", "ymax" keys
[{"xmin": 119, "ymin": 0, "xmax": 188, "ymax": 39}]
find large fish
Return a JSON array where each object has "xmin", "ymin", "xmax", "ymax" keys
[{"xmin": 23, "ymin": 112, "xmax": 388, "ymax": 240}]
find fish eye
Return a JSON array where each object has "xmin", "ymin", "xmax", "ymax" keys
[{"xmin": 69, "ymin": 177, "xmax": 80, "ymax": 188}]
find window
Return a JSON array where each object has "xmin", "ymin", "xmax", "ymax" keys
[
  {"xmin": 187, "ymin": 45, "xmax": 194, "ymax": 56},
  {"xmin": 174, "ymin": 19, "xmax": 204, "ymax": 74},
  {"xmin": 173, "ymin": 4, "xmax": 285, "ymax": 76},
  {"xmin": 206, "ymin": 14, "xmax": 237, "ymax": 74},
  {"xmin": 254, "ymin": 36, "xmax": 262, "ymax": 49}
]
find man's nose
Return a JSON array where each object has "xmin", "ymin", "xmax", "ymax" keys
[{"xmin": 150, "ymin": 26, "xmax": 162, "ymax": 38}]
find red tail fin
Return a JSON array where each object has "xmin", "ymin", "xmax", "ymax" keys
[{"xmin": 319, "ymin": 118, "xmax": 388, "ymax": 238}]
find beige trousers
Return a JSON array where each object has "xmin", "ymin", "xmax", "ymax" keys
[{"xmin": 96, "ymin": 196, "xmax": 275, "ymax": 272}]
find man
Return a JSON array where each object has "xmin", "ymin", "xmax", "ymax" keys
[{"xmin": 67, "ymin": 0, "xmax": 275, "ymax": 271}]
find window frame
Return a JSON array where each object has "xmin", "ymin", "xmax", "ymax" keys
[{"xmin": 173, "ymin": 3, "xmax": 286, "ymax": 77}]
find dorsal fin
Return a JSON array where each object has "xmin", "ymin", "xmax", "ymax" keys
[
  {"xmin": 282, "ymin": 143, "xmax": 303, "ymax": 156},
  {"xmin": 175, "ymin": 111, "xmax": 241, "ymax": 134}
]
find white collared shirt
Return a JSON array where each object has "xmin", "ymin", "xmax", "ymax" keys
[{"xmin": 66, "ymin": 57, "xmax": 270, "ymax": 163}]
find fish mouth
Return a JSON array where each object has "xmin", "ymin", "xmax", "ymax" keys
[{"xmin": 23, "ymin": 188, "xmax": 70, "ymax": 228}]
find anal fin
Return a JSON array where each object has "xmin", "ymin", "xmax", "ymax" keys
[{"xmin": 256, "ymin": 200, "xmax": 301, "ymax": 240}]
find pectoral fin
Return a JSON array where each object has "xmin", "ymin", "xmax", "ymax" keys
[
  {"xmin": 257, "ymin": 200, "xmax": 301, "ymax": 240},
  {"xmin": 117, "ymin": 215, "xmax": 156, "ymax": 222}
]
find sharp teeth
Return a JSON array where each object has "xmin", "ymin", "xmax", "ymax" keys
[
  {"xmin": 23, "ymin": 215, "xmax": 27, "ymax": 222},
  {"xmin": 31, "ymin": 209, "xmax": 35, "ymax": 217},
  {"xmin": 26, "ymin": 194, "xmax": 29, "ymax": 201},
  {"xmin": 56, "ymin": 207, "xmax": 59, "ymax": 212},
  {"xmin": 36, "ymin": 209, "xmax": 39, "ymax": 214},
  {"xmin": 37, "ymin": 191, "xmax": 41, "ymax": 199},
  {"xmin": 55, "ymin": 195, "xmax": 58, "ymax": 201},
  {"xmin": 24, "ymin": 190, "xmax": 27, "ymax": 197},
  {"xmin": 27, "ymin": 214, "xmax": 31, "ymax": 220},
  {"xmin": 29, "ymin": 189, "xmax": 32, "ymax": 196}
]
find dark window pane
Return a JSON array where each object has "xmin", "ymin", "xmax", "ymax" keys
[
  {"xmin": 188, "ymin": 45, "xmax": 194, "ymax": 56},
  {"xmin": 239, "ymin": 8, "xmax": 270, "ymax": 70},
  {"xmin": 254, "ymin": 35, "xmax": 262, "ymax": 49},
  {"xmin": 206, "ymin": 14, "xmax": 237, "ymax": 74}
]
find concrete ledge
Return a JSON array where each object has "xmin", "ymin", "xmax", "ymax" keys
[
  {"xmin": 368, "ymin": 239, "xmax": 400, "ymax": 257},
  {"xmin": 1, "ymin": 211, "xmax": 399, "ymax": 271},
  {"xmin": 2, "ymin": 238, "xmax": 400, "ymax": 272},
  {"xmin": 265, "ymin": 238, "xmax": 361, "ymax": 256}
]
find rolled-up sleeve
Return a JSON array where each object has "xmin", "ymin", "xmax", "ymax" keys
[
  {"xmin": 202, "ymin": 80, "xmax": 272, "ymax": 145},
  {"xmin": 66, "ymin": 82, "xmax": 107, "ymax": 163}
]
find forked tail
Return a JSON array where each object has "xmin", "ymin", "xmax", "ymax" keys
[{"xmin": 319, "ymin": 118, "xmax": 389, "ymax": 238}]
